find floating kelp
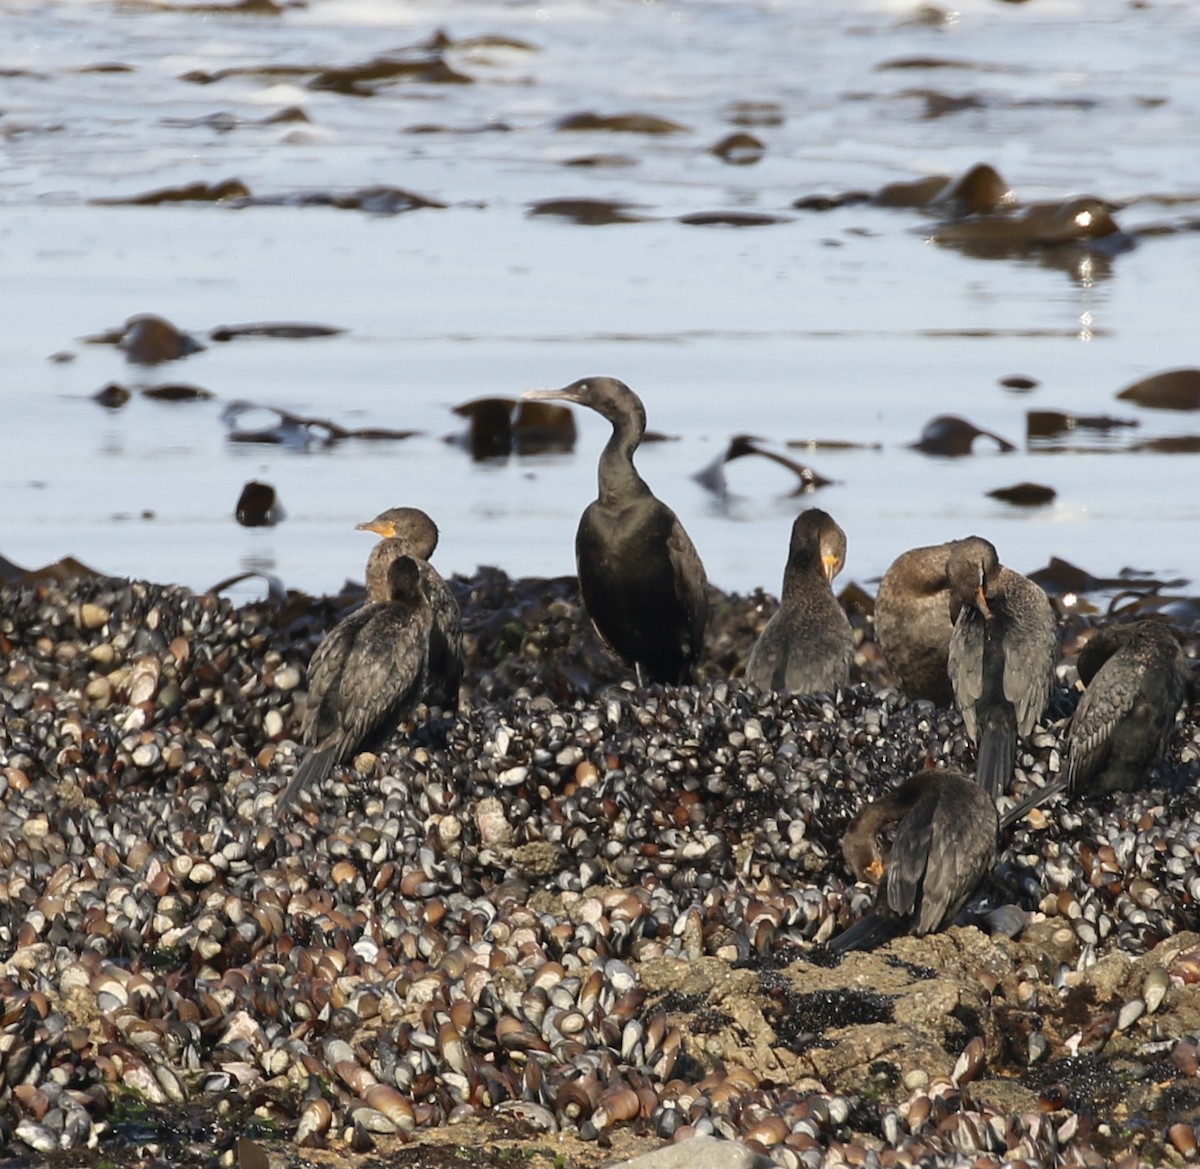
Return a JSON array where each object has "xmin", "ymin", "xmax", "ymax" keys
[
  {"xmin": 900, "ymin": 89, "xmax": 986, "ymax": 119},
  {"xmin": 92, "ymin": 382, "xmax": 131, "ymax": 409},
  {"xmin": 308, "ymin": 53, "xmax": 473, "ymax": 95},
  {"xmin": 787, "ymin": 437, "xmax": 882, "ymax": 452},
  {"xmin": 513, "ymin": 400, "xmax": 578, "ymax": 454},
  {"xmin": 235, "ymin": 480, "xmax": 282, "ymax": 527},
  {"xmin": 209, "ymin": 322, "xmax": 344, "ymax": 342},
  {"xmin": 710, "ymin": 132, "xmax": 765, "ymax": 165},
  {"xmin": 933, "ymin": 163, "xmax": 1012, "ymax": 216},
  {"xmin": 928, "ymin": 197, "xmax": 1134, "ymax": 261},
  {"xmin": 1131, "ymin": 435, "xmax": 1200, "ymax": 454},
  {"xmin": 1117, "ymin": 368, "xmax": 1200, "ymax": 411},
  {"xmin": 162, "ymin": 107, "xmax": 310, "ymax": 131},
  {"xmin": 142, "ymin": 383, "xmax": 214, "ymax": 402},
  {"xmin": 694, "ymin": 435, "xmax": 833, "ymax": 497},
  {"xmin": 92, "ymin": 178, "xmax": 249, "ymax": 205},
  {"xmin": 405, "ymin": 121, "xmax": 512, "ymax": 135},
  {"xmin": 138, "ymin": 0, "xmax": 283, "ymax": 12},
  {"xmin": 1027, "ymin": 556, "xmax": 1186, "ymax": 599},
  {"xmin": 449, "ymin": 397, "xmax": 576, "ymax": 460},
  {"xmin": 911, "ymin": 415, "xmax": 1015, "ymax": 456},
  {"xmin": 92, "ymin": 313, "xmax": 206, "ymax": 364},
  {"xmin": 222, "ymin": 401, "xmax": 420, "ymax": 449},
  {"xmin": 1001, "ymin": 374, "xmax": 1039, "ymax": 392},
  {"xmin": 873, "ymin": 173, "xmax": 955, "ymax": 209},
  {"xmin": 527, "ymin": 198, "xmax": 647, "ymax": 225},
  {"xmin": 987, "ymin": 482, "xmax": 1056, "ymax": 507},
  {"xmin": 76, "ymin": 62, "xmax": 135, "ymax": 74},
  {"xmin": 555, "ymin": 112, "xmax": 689, "ymax": 135},
  {"xmin": 1027, "ymin": 410, "xmax": 1137, "ymax": 441},
  {"xmin": 239, "ymin": 186, "xmax": 445, "ymax": 214},
  {"xmin": 875, "ymin": 55, "xmax": 1013, "ymax": 71},
  {"xmin": 452, "ymin": 34, "xmax": 538, "ymax": 53},
  {"xmin": 561, "ymin": 153, "xmax": 639, "ymax": 169},
  {"xmin": 724, "ymin": 100, "xmax": 785, "ymax": 127},
  {"xmin": 796, "ymin": 163, "xmax": 1009, "ymax": 215},
  {"xmin": 792, "ymin": 191, "xmax": 870, "ymax": 211},
  {"xmin": 678, "ymin": 210, "xmax": 787, "ymax": 227}
]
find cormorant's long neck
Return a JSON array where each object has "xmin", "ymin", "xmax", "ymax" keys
[
  {"xmin": 597, "ymin": 404, "xmax": 649, "ymax": 506},
  {"xmin": 782, "ymin": 546, "xmax": 822, "ymax": 602}
]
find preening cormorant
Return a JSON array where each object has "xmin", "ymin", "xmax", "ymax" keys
[
  {"xmin": 744, "ymin": 508, "xmax": 853, "ymax": 695},
  {"xmin": 356, "ymin": 506, "xmax": 464, "ymax": 714},
  {"xmin": 946, "ymin": 536, "xmax": 1057, "ymax": 800},
  {"xmin": 1065, "ymin": 620, "xmax": 1188, "ymax": 793},
  {"xmin": 831, "ymin": 768, "xmax": 999, "ymax": 953},
  {"xmin": 522, "ymin": 377, "xmax": 709, "ymax": 685},
  {"xmin": 275, "ymin": 556, "xmax": 431, "ymax": 815},
  {"xmin": 875, "ymin": 539, "xmax": 966, "ymax": 707}
]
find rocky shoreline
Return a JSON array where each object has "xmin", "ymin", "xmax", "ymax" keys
[{"xmin": 2, "ymin": 567, "xmax": 1199, "ymax": 1168}]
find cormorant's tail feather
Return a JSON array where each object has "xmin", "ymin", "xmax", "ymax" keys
[
  {"xmin": 999, "ymin": 775, "xmax": 1068, "ymax": 830},
  {"xmin": 275, "ymin": 746, "xmax": 337, "ymax": 817},
  {"xmin": 976, "ymin": 718, "xmax": 1016, "ymax": 801},
  {"xmin": 828, "ymin": 912, "xmax": 903, "ymax": 955}
]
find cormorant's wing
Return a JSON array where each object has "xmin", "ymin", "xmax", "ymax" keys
[
  {"xmin": 330, "ymin": 606, "xmax": 430, "ymax": 752},
  {"xmin": 948, "ymin": 613, "xmax": 984, "ymax": 741},
  {"xmin": 666, "ymin": 516, "xmax": 709, "ymax": 666},
  {"xmin": 1064, "ymin": 655, "xmax": 1141, "ymax": 791},
  {"xmin": 417, "ymin": 561, "xmax": 464, "ymax": 709},
  {"xmin": 1004, "ymin": 577, "xmax": 1057, "ymax": 736},
  {"xmin": 884, "ymin": 795, "xmax": 935, "ymax": 921},
  {"xmin": 300, "ymin": 604, "xmax": 380, "ymax": 743}
]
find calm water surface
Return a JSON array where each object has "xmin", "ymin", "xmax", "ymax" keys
[{"xmin": 2, "ymin": 0, "xmax": 1198, "ymax": 602}]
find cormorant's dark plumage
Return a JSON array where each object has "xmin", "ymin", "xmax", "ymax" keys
[
  {"xmin": 831, "ymin": 768, "xmax": 998, "ymax": 953},
  {"xmin": 276, "ymin": 556, "xmax": 431, "ymax": 815},
  {"xmin": 947, "ymin": 536, "xmax": 1057, "ymax": 801},
  {"xmin": 356, "ymin": 506, "xmax": 464, "ymax": 714},
  {"xmin": 875, "ymin": 539, "xmax": 966, "ymax": 707},
  {"xmin": 745, "ymin": 508, "xmax": 853, "ymax": 695},
  {"xmin": 1065, "ymin": 620, "xmax": 1188, "ymax": 793},
  {"xmin": 522, "ymin": 377, "xmax": 708, "ymax": 685}
]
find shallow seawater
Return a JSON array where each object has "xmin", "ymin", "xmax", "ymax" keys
[{"xmin": 2, "ymin": 0, "xmax": 1198, "ymax": 603}]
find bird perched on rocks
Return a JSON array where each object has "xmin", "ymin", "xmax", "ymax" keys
[
  {"xmin": 745, "ymin": 508, "xmax": 853, "ymax": 695},
  {"xmin": 831, "ymin": 768, "xmax": 999, "ymax": 953},
  {"xmin": 522, "ymin": 377, "xmax": 708, "ymax": 685},
  {"xmin": 1065, "ymin": 619, "xmax": 1189, "ymax": 793},
  {"xmin": 355, "ymin": 506, "xmax": 464, "ymax": 714},
  {"xmin": 275, "ymin": 555, "xmax": 431, "ymax": 815},
  {"xmin": 947, "ymin": 537, "xmax": 1057, "ymax": 800},
  {"xmin": 874, "ymin": 538, "xmax": 967, "ymax": 707}
]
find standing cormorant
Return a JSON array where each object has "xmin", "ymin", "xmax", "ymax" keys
[
  {"xmin": 275, "ymin": 556, "xmax": 431, "ymax": 815},
  {"xmin": 831, "ymin": 768, "xmax": 998, "ymax": 953},
  {"xmin": 874, "ymin": 539, "xmax": 966, "ymax": 707},
  {"xmin": 745, "ymin": 508, "xmax": 853, "ymax": 695},
  {"xmin": 522, "ymin": 377, "xmax": 709, "ymax": 685},
  {"xmin": 1065, "ymin": 620, "xmax": 1188, "ymax": 793},
  {"xmin": 355, "ymin": 506, "xmax": 464, "ymax": 714},
  {"xmin": 946, "ymin": 537, "xmax": 1057, "ymax": 800}
]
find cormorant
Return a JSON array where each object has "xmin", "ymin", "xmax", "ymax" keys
[
  {"xmin": 875, "ymin": 539, "xmax": 966, "ymax": 707},
  {"xmin": 744, "ymin": 508, "xmax": 853, "ymax": 695},
  {"xmin": 275, "ymin": 556, "xmax": 431, "ymax": 815},
  {"xmin": 1065, "ymin": 620, "xmax": 1188, "ymax": 793},
  {"xmin": 831, "ymin": 768, "xmax": 998, "ymax": 953},
  {"xmin": 356, "ymin": 506, "xmax": 464, "ymax": 714},
  {"xmin": 522, "ymin": 377, "xmax": 708, "ymax": 685},
  {"xmin": 946, "ymin": 537, "xmax": 1057, "ymax": 800}
]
